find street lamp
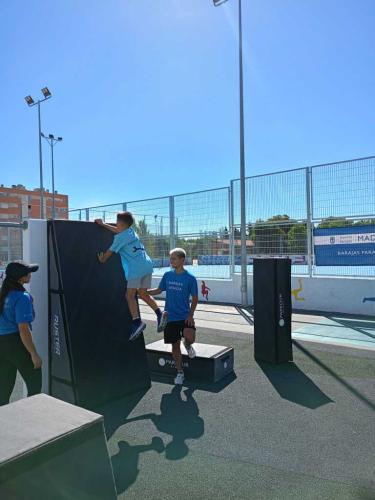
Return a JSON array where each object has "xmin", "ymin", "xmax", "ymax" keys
[
  {"xmin": 41, "ymin": 133, "xmax": 63, "ymax": 219},
  {"xmin": 213, "ymin": 0, "xmax": 248, "ymax": 305},
  {"xmin": 24, "ymin": 87, "xmax": 52, "ymax": 219}
]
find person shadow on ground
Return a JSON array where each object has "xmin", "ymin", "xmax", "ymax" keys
[
  {"xmin": 126, "ymin": 385, "xmax": 205, "ymax": 460},
  {"xmin": 111, "ymin": 437, "xmax": 165, "ymax": 494},
  {"xmin": 157, "ymin": 385, "xmax": 205, "ymax": 459},
  {"xmin": 111, "ymin": 385, "xmax": 205, "ymax": 494}
]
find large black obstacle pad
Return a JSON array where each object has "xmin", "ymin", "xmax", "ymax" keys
[
  {"xmin": 48, "ymin": 220, "xmax": 151, "ymax": 408},
  {"xmin": 253, "ymin": 258, "xmax": 292, "ymax": 363}
]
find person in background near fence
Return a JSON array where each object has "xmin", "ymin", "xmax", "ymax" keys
[
  {"xmin": 96, "ymin": 212, "xmax": 167, "ymax": 341},
  {"xmin": 201, "ymin": 281, "xmax": 211, "ymax": 301},
  {"xmin": 0, "ymin": 261, "xmax": 42, "ymax": 406},
  {"xmin": 147, "ymin": 248, "xmax": 198, "ymax": 385}
]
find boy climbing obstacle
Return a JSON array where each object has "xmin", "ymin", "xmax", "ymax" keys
[
  {"xmin": 147, "ymin": 248, "xmax": 198, "ymax": 385},
  {"xmin": 96, "ymin": 212, "xmax": 167, "ymax": 341}
]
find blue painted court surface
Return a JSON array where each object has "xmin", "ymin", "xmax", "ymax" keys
[{"xmin": 291, "ymin": 314, "xmax": 375, "ymax": 350}]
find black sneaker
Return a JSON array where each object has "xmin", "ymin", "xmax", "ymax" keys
[{"xmin": 129, "ymin": 320, "xmax": 146, "ymax": 341}]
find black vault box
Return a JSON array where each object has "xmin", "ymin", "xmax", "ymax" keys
[
  {"xmin": 146, "ymin": 340, "xmax": 234, "ymax": 383},
  {"xmin": 253, "ymin": 258, "xmax": 292, "ymax": 364},
  {"xmin": 0, "ymin": 394, "xmax": 117, "ymax": 500}
]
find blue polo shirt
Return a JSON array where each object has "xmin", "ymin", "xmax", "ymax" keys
[
  {"xmin": 109, "ymin": 227, "xmax": 153, "ymax": 280},
  {"xmin": 159, "ymin": 270, "xmax": 198, "ymax": 322},
  {"xmin": 0, "ymin": 291, "xmax": 35, "ymax": 335}
]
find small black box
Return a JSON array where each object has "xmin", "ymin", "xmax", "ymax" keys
[
  {"xmin": 253, "ymin": 258, "xmax": 292, "ymax": 364},
  {"xmin": 146, "ymin": 341, "xmax": 234, "ymax": 383}
]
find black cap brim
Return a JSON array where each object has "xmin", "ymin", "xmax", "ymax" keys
[{"xmin": 28, "ymin": 264, "xmax": 39, "ymax": 273}]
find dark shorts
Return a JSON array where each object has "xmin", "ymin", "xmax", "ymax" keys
[{"xmin": 164, "ymin": 320, "xmax": 196, "ymax": 345}]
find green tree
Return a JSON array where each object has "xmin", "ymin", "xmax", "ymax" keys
[
  {"xmin": 353, "ymin": 219, "xmax": 375, "ymax": 226},
  {"xmin": 317, "ymin": 217, "xmax": 353, "ymax": 228},
  {"xmin": 287, "ymin": 224, "xmax": 307, "ymax": 254},
  {"xmin": 250, "ymin": 216, "xmax": 288, "ymax": 254}
]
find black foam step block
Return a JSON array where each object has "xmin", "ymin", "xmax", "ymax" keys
[
  {"xmin": 146, "ymin": 340, "xmax": 234, "ymax": 383},
  {"xmin": 0, "ymin": 395, "xmax": 117, "ymax": 500}
]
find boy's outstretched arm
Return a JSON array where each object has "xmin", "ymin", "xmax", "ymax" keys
[
  {"xmin": 98, "ymin": 249, "xmax": 113, "ymax": 264},
  {"xmin": 147, "ymin": 287, "xmax": 162, "ymax": 296},
  {"xmin": 94, "ymin": 219, "xmax": 120, "ymax": 234}
]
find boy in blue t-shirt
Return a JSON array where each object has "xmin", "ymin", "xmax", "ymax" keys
[
  {"xmin": 148, "ymin": 248, "xmax": 198, "ymax": 385},
  {"xmin": 96, "ymin": 211, "xmax": 164, "ymax": 340}
]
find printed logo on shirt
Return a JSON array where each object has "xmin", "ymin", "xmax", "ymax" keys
[{"xmin": 167, "ymin": 280, "xmax": 184, "ymax": 292}]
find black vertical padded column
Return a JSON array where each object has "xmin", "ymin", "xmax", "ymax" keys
[
  {"xmin": 48, "ymin": 220, "xmax": 151, "ymax": 409},
  {"xmin": 253, "ymin": 258, "xmax": 292, "ymax": 363}
]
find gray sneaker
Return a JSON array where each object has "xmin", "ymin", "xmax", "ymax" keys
[
  {"xmin": 184, "ymin": 343, "xmax": 196, "ymax": 359},
  {"xmin": 157, "ymin": 311, "xmax": 168, "ymax": 333}
]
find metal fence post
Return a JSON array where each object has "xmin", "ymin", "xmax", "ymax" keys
[
  {"xmin": 122, "ymin": 203, "xmax": 127, "ymax": 212},
  {"xmin": 85, "ymin": 208, "xmax": 89, "ymax": 222},
  {"xmin": 229, "ymin": 182, "xmax": 235, "ymax": 276},
  {"xmin": 169, "ymin": 196, "xmax": 176, "ymax": 250},
  {"xmin": 7, "ymin": 227, "xmax": 11, "ymax": 262},
  {"xmin": 306, "ymin": 167, "xmax": 313, "ymax": 277}
]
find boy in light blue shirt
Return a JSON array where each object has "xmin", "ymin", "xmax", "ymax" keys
[
  {"xmin": 96, "ymin": 211, "xmax": 164, "ymax": 340},
  {"xmin": 148, "ymin": 248, "xmax": 198, "ymax": 385}
]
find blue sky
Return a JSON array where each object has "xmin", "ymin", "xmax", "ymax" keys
[{"xmin": 1, "ymin": 0, "xmax": 374, "ymax": 211}]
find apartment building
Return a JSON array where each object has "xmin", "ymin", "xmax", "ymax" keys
[{"xmin": 0, "ymin": 184, "xmax": 69, "ymax": 265}]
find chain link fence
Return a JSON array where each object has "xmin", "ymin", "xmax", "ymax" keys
[
  {"xmin": 1, "ymin": 156, "xmax": 374, "ymax": 279},
  {"xmin": 67, "ymin": 156, "xmax": 375, "ymax": 279}
]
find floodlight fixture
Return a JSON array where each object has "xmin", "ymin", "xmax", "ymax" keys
[
  {"xmin": 25, "ymin": 86, "xmax": 53, "ymax": 218},
  {"xmin": 41, "ymin": 132, "xmax": 63, "ymax": 219},
  {"xmin": 41, "ymin": 87, "xmax": 52, "ymax": 98},
  {"xmin": 25, "ymin": 95, "xmax": 35, "ymax": 106}
]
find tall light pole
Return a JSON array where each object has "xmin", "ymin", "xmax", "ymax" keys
[
  {"xmin": 213, "ymin": 0, "xmax": 248, "ymax": 305},
  {"xmin": 41, "ymin": 133, "xmax": 63, "ymax": 219},
  {"xmin": 25, "ymin": 87, "xmax": 52, "ymax": 219}
]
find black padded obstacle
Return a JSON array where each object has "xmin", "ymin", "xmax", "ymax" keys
[
  {"xmin": 0, "ymin": 395, "xmax": 117, "ymax": 500},
  {"xmin": 146, "ymin": 340, "xmax": 234, "ymax": 383},
  {"xmin": 253, "ymin": 258, "xmax": 292, "ymax": 363},
  {"xmin": 48, "ymin": 220, "xmax": 151, "ymax": 409}
]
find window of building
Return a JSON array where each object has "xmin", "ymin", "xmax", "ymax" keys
[{"xmin": 0, "ymin": 214, "xmax": 19, "ymax": 220}]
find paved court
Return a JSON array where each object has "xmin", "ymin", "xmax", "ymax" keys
[{"xmin": 140, "ymin": 300, "xmax": 375, "ymax": 350}]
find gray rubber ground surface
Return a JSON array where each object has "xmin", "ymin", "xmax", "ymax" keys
[
  {"xmin": 8, "ymin": 318, "xmax": 375, "ymax": 499},
  {"xmin": 100, "ymin": 321, "xmax": 375, "ymax": 500}
]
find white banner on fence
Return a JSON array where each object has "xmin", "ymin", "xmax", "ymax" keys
[{"xmin": 314, "ymin": 233, "xmax": 375, "ymax": 246}]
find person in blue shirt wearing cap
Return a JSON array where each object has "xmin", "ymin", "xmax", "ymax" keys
[
  {"xmin": 0, "ymin": 261, "xmax": 42, "ymax": 406},
  {"xmin": 96, "ymin": 211, "xmax": 167, "ymax": 341}
]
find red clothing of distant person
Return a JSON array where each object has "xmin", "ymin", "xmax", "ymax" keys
[{"xmin": 201, "ymin": 281, "xmax": 211, "ymax": 301}]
